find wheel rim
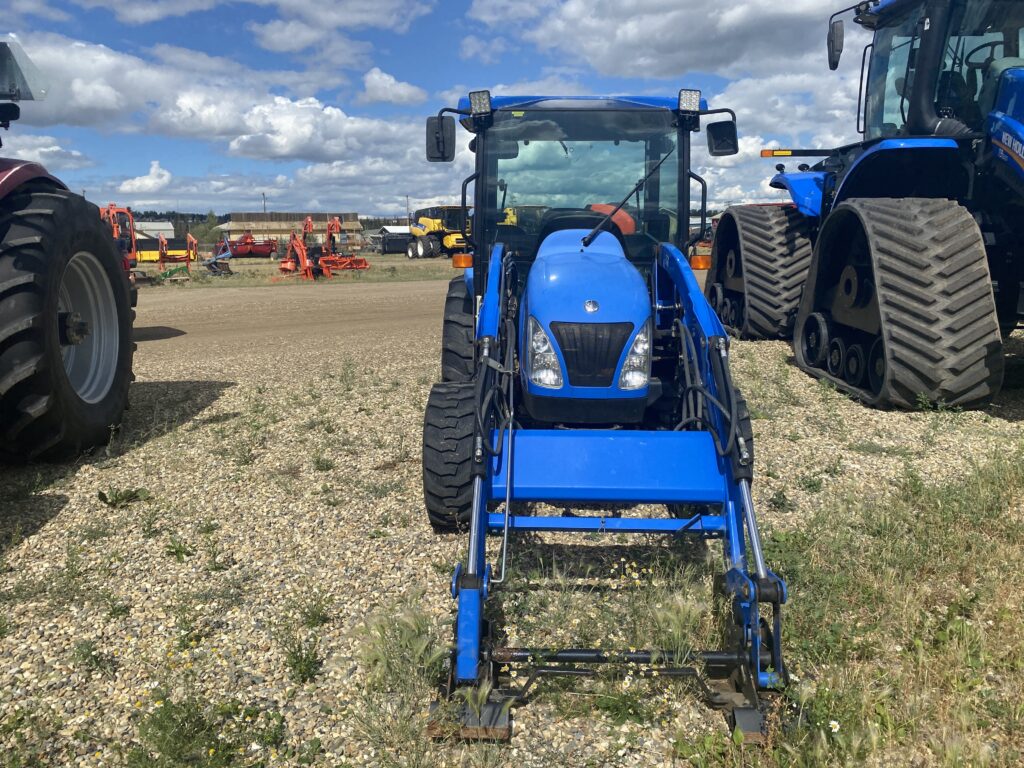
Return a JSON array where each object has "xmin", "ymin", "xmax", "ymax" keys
[
  {"xmin": 802, "ymin": 313, "xmax": 829, "ymax": 367},
  {"xmin": 725, "ymin": 248, "xmax": 740, "ymax": 278},
  {"xmin": 845, "ymin": 343, "xmax": 866, "ymax": 387},
  {"xmin": 416, "ymin": 240, "xmax": 426, "ymax": 258},
  {"xmin": 867, "ymin": 337, "xmax": 885, "ymax": 395},
  {"xmin": 709, "ymin": 283, "xmax": 724, "ymax": 313},
  {"xmin": 826, "ymin": 337, "xmax": 846, "ymax": 378},
  {"xmin": 58, "ymin": 251, "xmax": 119, "ymax": 404}
]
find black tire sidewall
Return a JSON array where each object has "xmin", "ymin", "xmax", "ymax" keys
[{"xmin": 40, "ymin": 194, "xmax": 133, "ymax": 451}]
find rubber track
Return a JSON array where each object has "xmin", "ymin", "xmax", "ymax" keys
[
  {"xmin": 794, "ymin": 198, "xmax": 1003, "ymax": 408},
  {"xmin": 422, "ymin": 382, "xmax": 476, "ymax": 531},
  {"xmin": 441, "ymin": 276, "xmax": 475, "ymax": 383},
  {"xmin": 709, "ymin": 205, "xmax": 812, "ymax": 339}
]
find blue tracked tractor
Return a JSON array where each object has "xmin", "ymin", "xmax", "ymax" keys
[
  {"xmin": 708, "ymin": 0, "xmax": 1024, "ymax": 409},
  {"xmin": 421, "ymin": 91, "xmax": 788, "ymax": 741}
]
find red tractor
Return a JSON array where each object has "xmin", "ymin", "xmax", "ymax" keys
[{"xmin": 0, "ymin": 42, "xmax": 134, "ymax": 461}]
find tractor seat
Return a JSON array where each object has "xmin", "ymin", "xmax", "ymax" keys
[
  {"xmin": 535, "ymin": 208, "xmax": 628, "ymax": 255},
  {"xmin": 936, "ymin": 70, "xmax": 982, "ymax": 127}
]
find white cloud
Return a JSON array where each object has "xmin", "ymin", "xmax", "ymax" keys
[
  {"xmin": 2, "ymin": 134, "xmax": 92, "ymax": 170},
  {"xmin": 119, "ymin": 161, "xmax": 172, "ymax": 193},
  {"xmin": 357, "ymin": 68, "xmax": 427, "ymax": 105},
  {"xmin": 460, "ymin": 35, "xmax": 507, "ymax": 65}
]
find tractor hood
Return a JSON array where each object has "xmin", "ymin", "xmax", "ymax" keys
[
  {"xmin": 524, "ymin": 229, "xmax": 649, "ymax": 326},
  {"xmin": 519, "ymin": 228, "xmax": 652, "ymax": 423}
]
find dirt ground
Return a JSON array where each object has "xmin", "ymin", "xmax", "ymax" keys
[{"xmin": 3, "ymin": 277, "xmax": 1024, "ymax": 767}]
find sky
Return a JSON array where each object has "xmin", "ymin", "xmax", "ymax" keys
[{"xmin": 4, "ymin": 0, "xmax": 872, "ymax": 216}]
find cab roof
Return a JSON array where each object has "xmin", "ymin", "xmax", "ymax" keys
[
  {"xmin": 455, "ymin": 94, "xmax": 708, "ymax": 114},
  {"xmin": 855, "ymin": 0, "xmax": 920, "ymax": 29}
]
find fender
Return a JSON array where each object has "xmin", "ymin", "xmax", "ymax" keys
[
  {"xmin": 832, "ymin": 138, "xmax": 965, "ymax": 207},
  {"xmin": 769, "ymin": 171, "xmax": 827, "ymax": 219},
  {"xmin": 0, "ymin": 159, "xmax": 65, "ymax": 198}
]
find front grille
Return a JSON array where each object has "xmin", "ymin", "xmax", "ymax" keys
[{"xmin": 550, "ymin": 322, "xmax": 633, "ymax": 387}]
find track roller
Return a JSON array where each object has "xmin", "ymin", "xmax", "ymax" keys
[
  {"xmin": 706, "ymin": 204, "xmax": 813, "ymax": 339},
  {"xmin": 793, "ymin": 198, "xmax": 1004, "ymax": 408}
]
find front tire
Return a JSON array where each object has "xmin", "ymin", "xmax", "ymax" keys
[
  {"xmin": 441, "ymin": 276, "xmax": 474, "ymax": 383},
  {"xmin": 0, "ymin": 184, "xmax": 134, "ymax": 462},
  {"xmin": 422, "ymin": 382, "xmax": 476, "ymax": 532}
]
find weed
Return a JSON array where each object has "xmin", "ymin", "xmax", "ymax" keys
[
  {"xmin": 798, "ymin": 474, "xmax": 824, "ymax": 493},
  {"xmin": 51, "ymin": 544, "xmax": 88, "ymax": 604},
  {"xmin": 98, "ymin": 487, "xmax": 151, "ymax": 508},
  {"xmin": 767, "ymin": 489, "xmax": 797, "ymax": 512},
  {"xmin": 173, "ymin": 600, "xmax": 207, "ymax": 650},
  {"xmin": 72, "ymin": 640, "xmax": 117, "ymax": 676},
  {"xmin": 291, "ymin": 590, "xmax": 333, "ymax": 629},
  {"xmin": 279, "ymin": 627, "xmax": 323, "ymax": 683},
  {"xmin": 0, "ymin": 613, "xmax": 10, "ymax": 638},
  {"xmin": 140, "ymin": 509, "xmax": 161, "ymax": 539},
  {"xmin": 77, "ymin": 522, "xmax": 112, "ymax": 542},
  {"xmin": 361, "ymin": 478, "xmax": 403, "ymax": 498},
  {"xmin": 203, "ymin": 538, "xmax": 230, "ymax": 573},
  {"xmin": 101, "ymin": 590, "xmax": 131, "ymax": 619},
  {"xmin": 360, "ymin": 595, "xmax": 447, "ymax": 692},
  {"xmin": 165, "ymin": 536, "xmax": 196, "ymax": 563},
  {"xmin": 312, "ymin": 455, "xmax": 335, "ymax": 472},
  {"xmin": 196, "ymin": 518, "xmax": 219, "ymax": 535},
  {"xmin": 128, "ymin": 690, "xmax": 288, "ymax": 767}
]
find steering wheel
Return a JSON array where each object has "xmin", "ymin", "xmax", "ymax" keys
[{"xmin": 965, "ymin": 40, "xmax": 1003, "ymax": 73}]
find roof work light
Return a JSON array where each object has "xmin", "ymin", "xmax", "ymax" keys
[{"xmin": 678, "ymin": 89, "xmax": 701, "ymax": 114}]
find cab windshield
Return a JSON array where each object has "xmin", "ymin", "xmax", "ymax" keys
[
  {"xmin": 865, "ymin": 0, "xmax": 1024, "ymax": 138},
  {"xmin": 479, "ymin": 107, "xmax": 681, "ymax": 257}
]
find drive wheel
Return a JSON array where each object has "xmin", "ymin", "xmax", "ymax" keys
[
  {"xmin": 0, "ymin": 183, "xmax": 135, "ymax": 462},
  {"xmin": 416, "ymin": 238, "xmax": 429, "ymax": 259},
  {"xmin": 422, "ymin": 382, "xmax": 475, "ymax": 532},
  {"xmin": 406, "ymin": 241, "xmax": 417, "ymax": 259},
  {"xmin": 426, "ymin": 236, "xmax": 440, "ymax": 257},
  {"xmin": 441, "ymin": 276, "xmax": 475, "ymax": 383}
]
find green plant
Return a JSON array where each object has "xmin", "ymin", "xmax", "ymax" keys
[
  {"xmin": 767, "ymin": 489, "xmax": 796, "ymax": 512},
  {"xmin": 140, "ymin": 509, "xmax": 161, "ymax": 539},
  {"xmin": 279, "ymin": 628, "xmax": 322, "ymax": 684},
  {"xmin": 165, "ymin": 536, "xmax": 196, "ymax": 563},
  {"xmin": 72, "ymin": 640, "xmax": 117, "ymax": 676},
  {"xmin": 98, "ymin": 487, "xmax": 151, "ymax": 508},
  {"xmin": 101, "ymin": 590, "xmax": 131, "ymax": 619},
  {"xmin": 292, "ymin": 590, "xmax": 333, "ymax": 629},
  {"xmin": 312, "ymin": 455, "xmax": 335, "ymax": 472}
]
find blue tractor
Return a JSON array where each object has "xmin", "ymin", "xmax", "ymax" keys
[
  {"xmin": 706, "ymin": 0, "xmax": 1023, "ymax": 408},
  {"xmin": 421, "ymin": 91, "xmax": 787, "ymax": 740}
]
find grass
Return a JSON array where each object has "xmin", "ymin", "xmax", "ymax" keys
[
  {"xmin": 762, "ymin": 449, "xmax": 1024, "ymax": 765},
  {"xmin": 126, "ymin": 690, "xmax": 304, "ymax": 767},
  {"xmin": 311, "ymin": 455, "xmax": 335, "ymax": 472}
]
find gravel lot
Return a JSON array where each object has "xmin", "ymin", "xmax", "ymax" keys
[{"xmin": 2, "ymin": 278, "xmax": 1023, "ymax": 766}]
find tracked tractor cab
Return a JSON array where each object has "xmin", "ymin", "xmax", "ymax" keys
[{"xmin": 421, "ymin": 92, "xmax": 790, "ymax": 742}]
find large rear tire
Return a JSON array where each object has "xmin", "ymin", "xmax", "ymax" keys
[
  {"xmin": 0, "ymin": 184, "xmax": 134, "ymax": 462},
  {"xmin": 422, "ymin": 382, "xmax": 475, "ymax": 532},
  {"xmin": 793, "ymin": 198, "xmax": 1003, "ymax": 408},
  {"xmin": 707, "ymin": 205, "xmax": 813, "ymax": 339},
  {"xmin": 441, "ymin": 276, "xmax": 475, "ymax": 383}
]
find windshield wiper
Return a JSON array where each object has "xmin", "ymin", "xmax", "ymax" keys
[{"xmin": 581, "ymin": 145, "xmax": 675, "ymax": 248}]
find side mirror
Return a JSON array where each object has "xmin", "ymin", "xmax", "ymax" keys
[
  {"xmin": 0, "ymin": 103, "xmax": 20, "ymax": 127},
  {"xmin": 827, "ymin": 19, "xmax": 844, "ymax": 71},
  {"xmin": 706, "ymin": 120, "xmax": 738, "ymax": 157},
  {"xmin": 426, "ymin": 115, "xmax": 456, "ymax": 163}
]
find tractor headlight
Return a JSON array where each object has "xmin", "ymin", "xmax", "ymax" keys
[
  {"xmin": 527, "ymin": 316, "xmax": 563, "ymax": 389},
  {"xmin": 618, "ymin": 322, "xmax": 651, "ymax": 390}
]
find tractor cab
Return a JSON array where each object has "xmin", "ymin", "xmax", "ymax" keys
[{"xmin": 429, "ymin": 94, "xmax": 738, "ymax": 425}]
